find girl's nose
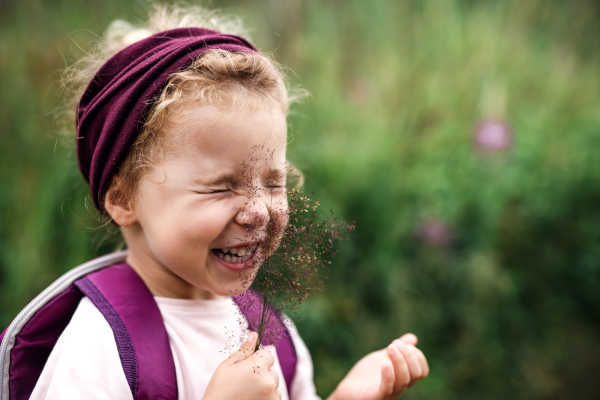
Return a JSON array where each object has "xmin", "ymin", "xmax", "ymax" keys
[{"xmin": 235, "ymin": 197, "xmax": 270, "ymax": 229}]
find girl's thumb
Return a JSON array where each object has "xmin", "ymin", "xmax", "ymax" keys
[{"xmin": 241, "ymin": 331, "xmax": 258, "ymax": 355}]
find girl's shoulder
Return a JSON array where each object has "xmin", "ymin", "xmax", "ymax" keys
[
  {"xmin": 30, "ymin": 297, "xmax": 132, "ymax": 400},
  {"xmin": 2, "ymin": 257, "xmax": 176, "ymax": 400}
]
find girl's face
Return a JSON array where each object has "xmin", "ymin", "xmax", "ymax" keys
[{"xmin": 121, "ymin": 104, "xmax": 288, "ymax": 300}]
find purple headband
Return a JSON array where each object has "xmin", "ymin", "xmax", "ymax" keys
[{"xmin": 76, "ymin": 27, "xmax": 257, "ymax": 214}]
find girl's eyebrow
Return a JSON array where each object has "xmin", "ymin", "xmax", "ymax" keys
[
  {"xmin": 194, "ymin": 167, "xmax": 286, "ymax": 186},
  {"xmin": 264, "ymin": 168, "xmax": 287, "ymax": 181}
]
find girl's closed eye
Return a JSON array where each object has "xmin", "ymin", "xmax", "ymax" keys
[
  {"xmin": 192, "ymin": 184, "xmax": 231, "ymax": 195},
  {"xmin": 265, "ymin": 180, "xmax": 286, "ymax": 191},
  {"xmin": 263, "ymin": 171, "xmax": 287, "ymax": 191}
]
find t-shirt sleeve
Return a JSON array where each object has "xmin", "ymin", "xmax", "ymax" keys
[
  {"xmin": 29, "ymin": 297, "xmax": 133, "ymax": 400},
  {"xmin": 287, "ymin": 320, "xmax": 322, "ymax": 400}
]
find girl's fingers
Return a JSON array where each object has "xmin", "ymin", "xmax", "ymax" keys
[
  {"xmin": 399, "ymin": 333, "xmax": 418, "ymax": 346},
  {"xmin": 267, "ymin": 368, "xmax": 281, "ymax": 400},
  {"xmin": 379, "ymin": 361, "xmax": 395, "ymax": 398},
  {"xmin": 252, "ymin": 349, "xmax": 275, "ymax": 369},
  {"xmin": 387, "ymin": 343, "xmax": 410, "ymax": 394},
  {"xmin": 394, "ymin": 340, "xmax": 423, "ymax": 387},
  {"xmin": 414, "ymin": 347, "xmax": 430, "ymax": 378},
  {"xmin": 270, "ymin": 368, "xmax": 280, "ymax": 390}
]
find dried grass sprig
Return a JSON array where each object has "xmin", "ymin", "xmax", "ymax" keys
[{"xmin": 233, "ymin": 150, "xmax": 354, "ymax": 351}]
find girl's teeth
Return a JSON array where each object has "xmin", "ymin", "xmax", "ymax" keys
[{"xmin": 215, "ymin": 245, "xmax": 256, "ymax": 263}]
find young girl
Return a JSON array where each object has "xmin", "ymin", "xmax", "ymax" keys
[{"xmin": 29, "ymin": 6, "xmax": 428, "ymax": 400}]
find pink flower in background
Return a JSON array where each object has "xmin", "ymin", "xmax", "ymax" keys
[
  {"xmin": 417, "ymin": 218, "xmax": 452, "ymax": 247},
  {"xmin": 473, "ymin": 118, "xmax": 513, "ymax": 153},
  {"xmin": 347, "ymin": 79, "xmax": 371, "ymax": 108}
]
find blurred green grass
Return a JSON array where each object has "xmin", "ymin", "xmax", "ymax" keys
[{"xmin": 1, "ymin": 0, "xmax": 600, "ymax": 399}]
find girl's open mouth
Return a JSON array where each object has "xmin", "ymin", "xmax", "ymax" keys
[{"xmin": 212, "ymin": 244, "xmax": 257, "ymax": 264}]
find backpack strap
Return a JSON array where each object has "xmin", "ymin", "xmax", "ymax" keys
[
  {"xmin": 74, "ymin": 262, "xmax": 177, "ymax": 400},
  {"xmin": 233, "ymin": 290, "xmax": 298, "ymax": 397},
  {"xmin": 1, "ymin": 252, "xmax": 298, "ymax": 400},
  {"xmin": 0, "ymin": 251, "xmax": 128, "ymax": 400},
  {"xmin": 1, "ymin": 286, "xmax": 84, "ymax": 400},
  {"xmin": 76, "ymin": 263, "xmax": 298, "ymax": 399}
]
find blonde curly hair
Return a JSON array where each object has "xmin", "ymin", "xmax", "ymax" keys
[{"xmin": 62, "ymin": 4, "xmax": 301, "ymax": 206}]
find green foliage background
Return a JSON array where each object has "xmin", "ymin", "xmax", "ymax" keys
[{"xmin": 1, "ymin": 0, "xmax": 599, "ymax": 398}]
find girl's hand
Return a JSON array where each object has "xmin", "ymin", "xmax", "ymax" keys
[
  {"xmin": 203, "ymin": 332, "xmax": 281, "ymax": 400},
  {"xmin": 328, "ymin": 333, "xmax": 429, "ymax": 400}
]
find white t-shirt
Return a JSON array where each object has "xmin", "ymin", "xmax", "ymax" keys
[{"xmin": 30, "ymin": 296, "xmax": 320, "ymax": 400}]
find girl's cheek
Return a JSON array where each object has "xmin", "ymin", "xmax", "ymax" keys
[
  {"xmin": 273, "ymin": 197, "xmax": 289, "ymax": 229},
  {"xmin": 274, "ymin": 204, "xmax": 290, "ymax": 246}
]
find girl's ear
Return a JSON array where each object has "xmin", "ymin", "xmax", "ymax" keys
[{"xmin": 104, "ymin": 177, "xmax": 137, "ymax": 227}]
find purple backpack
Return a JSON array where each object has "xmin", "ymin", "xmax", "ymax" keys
[{"xmin": 0, "ymin": 251, "xmax": 297, "ymax": 400}]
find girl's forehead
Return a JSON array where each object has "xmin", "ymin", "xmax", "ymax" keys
[
  {"xmin": 167, "ymin": 103, "xmax": 287, "ymax": 141},
  {"xmin": 160, "ymin": 103, "xmax": 287, "ymax": 174}
]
